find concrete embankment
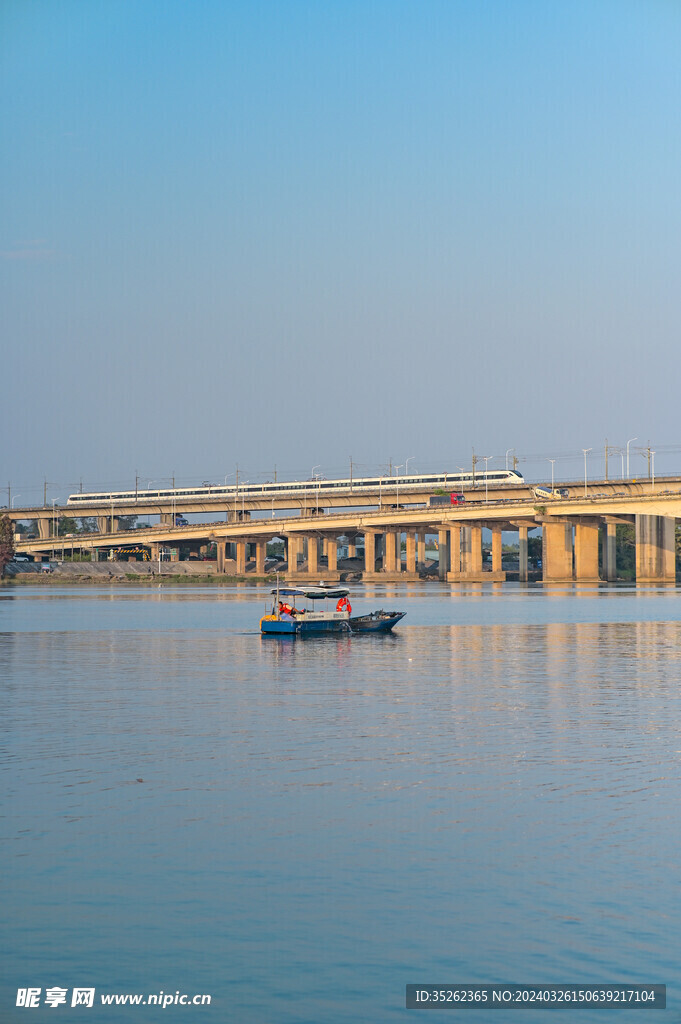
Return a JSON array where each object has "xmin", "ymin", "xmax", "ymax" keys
[
  {"xmin": 4, "ymin": 557, "xmax": 497, "ymax": 584},
  {"xmin": 3, "ymin": 561, "xmax": 270, "ymax": 583}
]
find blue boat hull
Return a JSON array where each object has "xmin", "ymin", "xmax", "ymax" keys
[
  {"xmin": 261, "ymin": 618, "xmax": 351, "ymax": 636},
  {"xmin": 261, "ymin": 619, "xmax": 298, "ymax": 635}
]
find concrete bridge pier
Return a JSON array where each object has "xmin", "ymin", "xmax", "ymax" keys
[
  {"xmin": 307, "ymin": 536, "xmax": 319, "ymax": 576},
  {"xmin": 491, "ymin": 526, "xmax": 503, "ymax": 574},
  {"xmin": 574, "ymin": 521, "xmax": 600, "ymax": 581},
  {"xmin": 406, "ymin": 532, "xmax": 416, "ymax": 573},
  {"xmin": 602, "ymin": 523, "xmax": 617, "ymax": 581},
  {"xmin": 438, "ymin": 529, "xmax": 449, "ymax": 580},
  {"xmin": 459, "ymin": 523, "xmax": 501, "ymax": 580},
  {"xmin": 542, "ymin": 523, "xmax": 573, "ymax": 582},
  {"xmin": 459, "ymin": 525, "xmax": 470, "ymax": 574},
  {"xmin": 104, "ymin": 516, "xmax": 119, "ymax": 533},
  {"xmin": 395, "ymin": 530, "xmax": 403, "ymax": 573},
  {"xmin": 38, "ymin": 519, "xmax": 51, "ymax": 539},
  {"xmin": 456, "ymin": 528, "xmax": 473, "ymax": 577},
  {"xmin": 417, "ymin": 532, "xmax": 426, "ymax": 571},
  {"xmin": 388, "ymin": 530, "xmax": 418, "ymax": 579},
  {"xmin": 236, "ymin": 539, "xmax": 247, "ymax": 575},
  {"xmin": 287, "ymin": 535, "xmax": 300, "ymax": 574},
  {"xmin": 346, "ymin": 536, "xmax": 356, "ymax": 559},
  {"xmin": 361, "ymin": 529, "xmax": 406, "ymax": 580},
  {"xmin": 363, "ymin": 531, "xmax": 376, "ymax": 574},
  {"xmin": 470, "ymin": 525, "xmax": 483, "ymax": 574},
  {"xmin": 295, "ymin": 533, "xmax": 342, "ymax": 580},
  {"xmin": 636, "ymin": 515, "xmax": 676, "ymax": 583},
  {"xmin": 447, "ymin": 525, "xmax": 461, "ymax": 580},
  {"xmin": 518, "ymin": 526, "xmax": 528, "ymax": 582},
  {"xmin": 455, "ymin": 524, "xmax": 484, "ymax": 579},
  {"xmin": 326, "ymin": 536, "xmax": 338, "ymax": 572},
  {"xmin": 216, "ymin": 541, "xmax": 226, "ymax": 573},
  {"xmin": 255, "ymin": 539, "xmax": 267, "ymax": 576},
  {"xmin": 384, "ymin": 532, "xmax": 397, "ymax": 573}
]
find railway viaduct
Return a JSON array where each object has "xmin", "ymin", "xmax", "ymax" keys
[{"xmin": 10, "ymin": 484, "xmax": 681, "ymax": 585}]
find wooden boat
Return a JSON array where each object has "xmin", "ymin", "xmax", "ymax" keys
[
  {"xmin": 260, "ymin": 583, "xmax": 352, "ymax": 636},
  {"xmin": 261, "ymin": 580, "xmax": 406, "ymax": 636},
  {"xmin": 348, "ymin": 610, "xmax": 406, "ymax": 632}
]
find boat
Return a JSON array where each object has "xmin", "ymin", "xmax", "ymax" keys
[
  {"xmin": 260, "ymin": 579, "xmax": 406, "ymax": 636},
  {"xmin": 260, "ymin": 583, "xmax": 352, "ymax": 635},
  {"xmin": 348, "ymin": 609, "xmax": 406, "ymax": 633}
]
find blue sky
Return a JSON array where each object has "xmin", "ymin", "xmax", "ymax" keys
[{"xmin": 3, "ymin": 0, "xmax": 681, "ymax": 502}]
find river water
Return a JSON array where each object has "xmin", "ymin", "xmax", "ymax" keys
[{"xmin": 2, "ymin": 583, "xmax": 680, "ymax": 1023}]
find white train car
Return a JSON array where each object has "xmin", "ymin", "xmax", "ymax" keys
[{"xmin": 67, "ymin": 470, "xmax": 525, "ymax": 507}]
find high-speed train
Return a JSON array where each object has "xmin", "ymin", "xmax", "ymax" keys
[{"xmin": 66, "ymin": 470, "xmax": 524, "ymax": 507}]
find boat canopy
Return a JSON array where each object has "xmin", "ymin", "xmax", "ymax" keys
[{"xmin": 271, "ymin": 586, "xmax": 350, "ymax": 600}]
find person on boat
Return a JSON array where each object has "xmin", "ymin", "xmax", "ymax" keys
[{"xmin": 278, "ymin": 602, "xmax": 295, "ymax": 621}]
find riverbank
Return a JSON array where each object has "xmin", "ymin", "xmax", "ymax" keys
[
  {"xmin": 2, "ymin": 568, "xmax": 282, "ymax": 586},
  {"xmin": 2, "ymin": 573, "xmax": 276, "ymax": 585},
  {"xmin": 2, "ymin": 559, "xmax": 532, "ymax": 585}
]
